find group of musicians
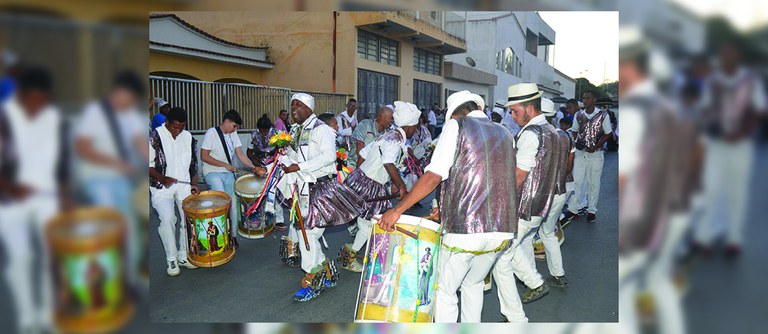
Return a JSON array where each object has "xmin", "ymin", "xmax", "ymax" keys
[{"xmin": 148, "ymin": 81, "xmax": 609, "ymax": 322}]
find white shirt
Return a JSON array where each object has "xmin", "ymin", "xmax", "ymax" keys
[
  {"xmin": 358, "ymin": 128, "xmax": 407, "ymax": 185},
  {"xmin": 3, "ymin": 97, "xmax": 61, "ymax": 193},
  {"xmin": 76, "ymin": 101, "xmax": 146, "ymax": 179},
  {"xmin": 570, "ymin": 106, "xmax": 612, "ymax": 135},
  {"xmin": 200, "ymin": 126, "xmax": 242, "ymax": 175},
  {"xmin": 428, "ymin": 110, "xmax": 437, "ymax": 126},
  {"xmin": 149, "ymin": 125, "xmax": 194, "ymax": 183},
  {"xmin": 619, "ymin": 79, "xmax": 656, "ymax": 175},
  {"xmin": 515, "ymin": 114, "xmax": 549, "ymax": 172},
  {"xmin": 336, "ymin": 110, "xmax": 358, "ymax": 137}
]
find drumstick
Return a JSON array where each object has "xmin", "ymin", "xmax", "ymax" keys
[
  {"xmin": 371, "ymin": 217, "xmax": 418, "ymax": 239},
  {"xmin": 294, "ymin": 191, "xmax": 311, "ymax": 251},
  {"xmin": 365, "ymin": 194, "xmax": 398, "ymax": 202}
]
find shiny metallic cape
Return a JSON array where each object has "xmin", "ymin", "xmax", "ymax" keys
[
  {"xmin": 344, "ymin": 168, "xmax": 392, "ymax": 220},
  {"xmin": 439, "ymin": 117, "xmax": 518, "ymax": 235},
  {"xmin": 517, "ymin": 123, "xmax": 560, "ymax": 221},
  {"xmin": 305, "ymin": 178, "xmax": 365, "ymax": 230}
]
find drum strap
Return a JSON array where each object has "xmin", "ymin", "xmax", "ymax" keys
[
  {"xmin": 440, "ymin": 239, "xmax": 512, "ymax": 255},
  {"xmin": 100, "ymin": 100, "xmax": 130, "ymax": 159},
  {"xmin": 215, "ymin": 126, "xmax": 233, "ymax": 165}
]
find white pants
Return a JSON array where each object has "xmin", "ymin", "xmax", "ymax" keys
[
  {"xmin": 695, "ymin": 138, "xmax": 753, "ymax": 246},
  {"xmin": 288, "ymin": 223, "xmax": 326, "ymax": 273},
  {"xmin": 434, "ymin": 234, "xmax": 510, "ymax": 323},
  {"xmin": 540, "ymin": 193, "xmax": 566, "ymax": 277},
  {"xmin": 151, "ymin": 184, "xmax": 192, "ymax": 262},
  {"xmin": 568, "ymin": 150, "xmax": 605, "ymax": 214},
  {"xmin": 350, "ymin": 217, "xmax": 373, "ymax": 252},
  {"xmin": 492, "ymin": 217, "xmax": 544, "ymax": 322},
  {"xmin": 0, "ymin": 194, "xmax": 58, "ymax": 329},
  {"xmin": 618, "ymin": 251, "xmax": 649, "ymax": 334}
]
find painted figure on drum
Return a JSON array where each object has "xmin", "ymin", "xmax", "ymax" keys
[
  {"xmin": 207, "ymin": 221, "xmax": 221, "ymax": 252},
  {"xmin": 86, "ymin": 258, "xmax": 107, "ymax": 310},
  {"xmin": 418, "ymin": 247, "xmax": 432, "ymax": 306}
]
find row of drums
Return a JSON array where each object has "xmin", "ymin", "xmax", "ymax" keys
[{"xmin": 48, "ymin": 171, "xmax": 566, "ymax": 329}]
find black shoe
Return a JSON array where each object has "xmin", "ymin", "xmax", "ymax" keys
[
  {"xmin": 546, "ymin": 275, "xmax": 568, "ymax": 288},
  {"xmin": 561, "ymin": 210, "xmax": 578, "ymax": 223},
  {"xmin": 275, "ymin": 222, "xmax": 288, "ymax": 231},
  {"xmin": 724, "ymin": 244, "xmax": 741, "ymax": 260},
  {"xmin": 587, "ymin": 213, "xmax": 596, "ymax": 223},
  {"xmin": 578, "ymin": 206, "xmax": 588, "ymax": 215}
]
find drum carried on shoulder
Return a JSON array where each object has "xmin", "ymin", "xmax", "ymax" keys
[
  {"xmin": 182, "ymin": 190, "xmax": 236, "ymax": 267},
  {"xmin": 355, "ymin": 215, "xmax": 441, "ymax": 323},
  {"xmin": 46, "ymin": 208, "xmax": 134, "ymax": 334},
  {"xmin": 234, "ymin": 174, "xmax": 275, "ymax": 239}
]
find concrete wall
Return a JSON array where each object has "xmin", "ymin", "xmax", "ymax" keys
[{"xmin": 555, "ymin": 70, "xmax": 577, "ymax": 99}]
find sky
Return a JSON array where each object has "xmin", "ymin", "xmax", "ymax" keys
[
  {"xmin": 672, "ymin": 0, "xmax": 768, "ymax": 31},
  {"xmin": 538, "ymin": 11, "xmax": 619, "ymax": 86}
]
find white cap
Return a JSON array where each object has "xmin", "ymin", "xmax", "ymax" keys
[
  {"xmin": 445, "ymin": 90, "xmax": 485, "ymax": 123},
  {"xmin": 393, "ymin": 101, "xmax": 421, "ymax": 127},
  {"xmin": 492, "ymin": 107, "xmax": 504, "ymax": 116},
  {"xmin": 291, "ymin": 93, "xmax": 315, "ymax": 111},
  {"xmin": 155, "ymin": 98, "xmax": 169, "ymax": 108},
  {"xmin": 541, "ymin": 98, "xmax": 556, "ymax": 117}
]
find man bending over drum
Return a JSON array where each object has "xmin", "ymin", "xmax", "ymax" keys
[
  {"xmin": 276, "ymin": 93, "xmax": 365, "ymax": 302},
  {"xmin": 378, "ymin": 91, "xmax": 519, "ymax": 323},
  {"xmin": 339, "ymin": 101, "xmax": 422, "ymax": 272},
  {"xmin": 149, "ymin": 107, "xmax": 200, "ymax": 277}
]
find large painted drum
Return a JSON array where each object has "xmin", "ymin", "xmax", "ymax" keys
[
  {"xmin": 46, "ymin": 208, "xmax": 134, "ymax": 334},
  {"xmin": 355, "ymin": 215, "xmax": 441, "ymax": 323},
  {"xmin": 234, "ymin": 174, "xmax": 274, "ymax": 239},
  {"xmin": 132, "ymin": 183, "xmax": 150, "ymax": 282},
  {"xmin": 534, "ymin": 221, "xmax": 565, "ymax": 261},
  {"xmin": 182, "ymin": 190, "xmax": 235, "ymax": 267}
]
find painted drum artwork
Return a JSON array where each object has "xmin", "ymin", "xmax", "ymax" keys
[
  {"xmin": 182, "ymin": 190, "xmax": 235, "ymax": 267},
  {"xmin": 234, "ymin": 174, "xmax": 275, "ymax": 239},
  {"xmin": 355, "ymin": 215, "xmax": 441, "ymax": 323},
  {"xmin": 46, "ymin": 208, "xmax": 134, "ymax": 334},
  {"xmin": 534, "ymin": 220, "xmax": 566, "ymax": 261}
]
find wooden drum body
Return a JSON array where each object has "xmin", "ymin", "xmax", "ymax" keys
[
  {"xmin": 355, "ymin": 215, "xmax": 440, "ymax": 323},
  {"xmin": 234, "ymin": 174, "xmax": 274, "ymax": 239},
  {"xmin": 182, "ymin": 190, "xmax": 235, "ymax": 267},
  {"xmin": 46, "ymin": 208, "xmax": 134, "ymax": 334}
]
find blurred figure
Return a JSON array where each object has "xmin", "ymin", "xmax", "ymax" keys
[
  {"xmin": 74, "ymin": 71, "xmax": 149, "ymax": 286},
  {"xmin": 150, "ymin": 97, "xmax": 171, "ymax": 130},
  {"xmin": 427, "ymin": 103, "xmax": 437, "ymax": 138},
  {"xmin": 336, "ymin": 99, "xmax": 358, "ymax": 167},
  {"xmin": 694, "ymin": 41, "xmax": 766, "ymax": 258},
  {"xmin": 274, "ymin": 109, "xmax": 289, "ymax": 132},
  {"xmin": 0, "ymin": 67, "xmax": 68, "ymax": 334},
  {"xmin": 149, "ymin": 107, "xmax": 200, "ymax": 277},
  {"xmin": 0, "ymin": 50, "xmax": 22, "ymax": 102}
]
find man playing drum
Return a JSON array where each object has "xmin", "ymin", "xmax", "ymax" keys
[
  {"xmin": 378, "ymin": 91, "xmax": 519, "ymax": 323},
  {"xmin": 339, "ymin": 101, "xmax": 422, "ymax": 272},
  {"xmin": 148, "ymin": 107, "xmax": 200, "ymax": 277},
  {"xmin": 276, "ymin": 93, "xmax": 365, "ymax": 302}
]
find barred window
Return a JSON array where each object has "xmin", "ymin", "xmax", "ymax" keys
[
  {"xmin": 357, "ymin": 29, "xmax": 399, "ymax": 66},
  {"xmin": 414, "ymin": 48, "xmax": 441, "ymax": 75}
]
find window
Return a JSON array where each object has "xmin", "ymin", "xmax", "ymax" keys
[
  {"xmin": 357, "ymin": 29, "xmax": 399, "ymax": 66},
  {"xmin": 414, "ymin": 48, "xmax": 441, "ymax": 75},
  {"xmin": 413, "ymin": 80, "xmax": 441, "ymax": 112},
  {"xmin": 525, "ymin": 29, "xmax": 538, "ymax": 55},
  {"xmin": 357, "ymin": 69, "xmax": 399, "ymax": 120},
  {"xmin": 503, "ymin": 48, "xmax": 515, "ymax": 75}
]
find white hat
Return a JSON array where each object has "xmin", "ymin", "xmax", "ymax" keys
[
  {"xmin": 578, "ymin": 101, "xmax": 584, "ymax": 108},
  {"xmin": 393, "ymin": 101, "xmax": 421, "ymax": 127},
  {"xmin": 505, "ymin": 83, "xmax": 542, "ymax": 107},
  {"xmin": 445, "ymin": 90, "xmax": 484, "ymax": 123},
  {"xmin": 492, "ymin": 107, "xmax": 504, "ymax": 116},
  {"xmin": 541, "ymin": 98, "xmax": 556, "ymax": 117},
  {"xmin": 383, "ymin": 104, "xmax": 395, "ymax": 112},
  {"xmin": 155, "ymin": 98, "xmax": 169, "ymax": 108},
  {"xmin": 291, "ymin": 92, "xmax": 315, "ymax": 111}
]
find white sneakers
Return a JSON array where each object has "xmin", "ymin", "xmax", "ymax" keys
[{"xmin": 167, "ymin": 257, "xmax": 198, "ymax": 277}]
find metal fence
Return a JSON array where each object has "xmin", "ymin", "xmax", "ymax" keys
[{"xmin": 149, "ymin": 76, "xmax": 349, "ymax": 132}]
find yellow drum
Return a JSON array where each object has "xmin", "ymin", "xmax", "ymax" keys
[
  {"xmin": 234, "ymin": 174, "xmax": 275, "ymax": 239},
  {"xmin": 534, "ymin": 221, "xmax": 565, "ymax": 261},
  {"xmin": 355, "ymin": 215, "xmax": 441, "ymax": 323},
  {"xmin": 182, "ymin": 190, "xmax": 235, "ymax": 267},
  {"xmin": 132, "ymin": 183, "xmax": 150, "ymax": 282},
  {"xmin": 46, "ymin": 208, "xmax": 134, "ymax": 334}
]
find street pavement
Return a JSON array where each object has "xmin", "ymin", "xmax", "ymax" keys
[{"xmin": 148, "ymin": 150, "xmax": 619, "ymax": 323}]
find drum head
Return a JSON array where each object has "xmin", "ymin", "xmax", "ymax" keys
[
  {"xmin": 235, "ymin": 174, "xmax": 266, "ymax": 197},
  {"xmin": 47, "ymin": 208, "xmax": 124, "ymax": 251},
  {"xmin": 377, "ymin": 214, "xmax": 440, "ymax": 233},
  {"xmin": 183, "ymin": 191, "xmax": 230, "ymax": 211}
]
